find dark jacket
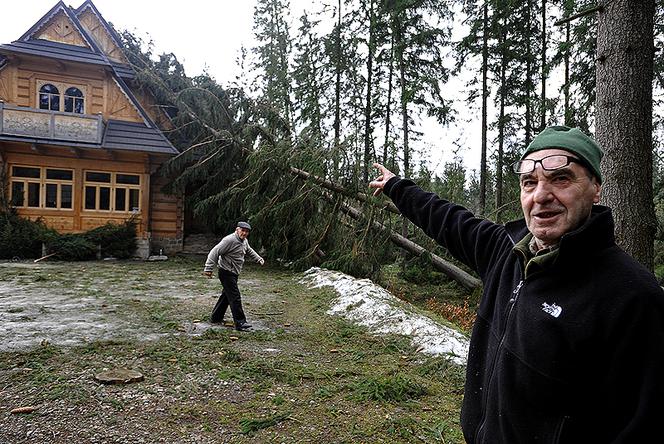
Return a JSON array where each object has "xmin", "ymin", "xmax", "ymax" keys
[{"xmin": 384, "ymin": 177, "xmax": 664, "ymax": 444}]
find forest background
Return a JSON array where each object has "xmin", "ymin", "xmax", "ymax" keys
[{"xmin": 119, "ymin": 0, "xmax": 664, "ymax": 286}]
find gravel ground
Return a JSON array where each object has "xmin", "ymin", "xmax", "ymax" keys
[{"xmin": 0, "ymin": 259, "xmax": 468, "ymax": 444}]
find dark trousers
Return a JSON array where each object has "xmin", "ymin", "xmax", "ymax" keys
[{"xmin": 211, "ymin": 269, "xmax": 246, "ymax": 325}]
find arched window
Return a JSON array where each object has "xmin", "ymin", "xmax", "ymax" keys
[
  {"xmin": 64, "ymin": 87, "xmax": 84, "ymax": 114},
  {"xmin": 39, "ymin": 84, "xmax": 60, "ymax": 111}
]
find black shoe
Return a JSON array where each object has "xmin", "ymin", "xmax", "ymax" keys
[{"xmin": 235, "ymin": 321, "xmax": 252, "ymax": 331}]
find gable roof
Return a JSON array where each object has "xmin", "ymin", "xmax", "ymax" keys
[
  {"xmin": 0, "ymin": 0, "xmax": 178, "ymax": 155},
  {"xmin": 19, "ymin": 1, "xmax": 98, "ymax": 51},
  {"xmin": 74, "ymin": 0, "xmax": 126, "ymax": 54}
]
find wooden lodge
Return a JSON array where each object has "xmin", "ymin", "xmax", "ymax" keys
[{"xmin": 0, "ymin": 0, "xmax": 183, "ymax": 258}]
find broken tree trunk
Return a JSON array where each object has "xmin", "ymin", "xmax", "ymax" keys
[
  {"xmin": 293, "ymin": 167, "xmax": 481, "ymax": 290},
  {"xmin": 336, "ymin": 198, "xmax": 481, "ymax": 291},
  {"xmin": 290, "ymin": 167, "xmax": 400, "ymax": 215}
]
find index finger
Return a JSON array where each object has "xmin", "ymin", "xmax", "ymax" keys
[{"xmin": 372, "ymin": 163, "xmax": 389, "ymax": 175}]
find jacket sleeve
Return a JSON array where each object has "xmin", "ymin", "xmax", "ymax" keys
[
  {"xmin": 383, "ymin": 176, "xmax": 511, "ymax": 277},
  {"xmin": 203, "ymin": 239, "xmax": 229, "ymax": 272},
  {"xmin": 603, "ymin": 288, "xmax": 664, "ymax": 442},
  {"xmin": 245, "ymin": 242, "xmax": 263, "ymax": 263}
]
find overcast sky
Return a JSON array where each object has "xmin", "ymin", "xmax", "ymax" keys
[{"xmin": 0, "ymin": 0, "xmax": 482, "ymax": 175}]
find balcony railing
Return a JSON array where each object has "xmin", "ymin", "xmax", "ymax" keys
[{"xmin": 0, "ymin": 102, "xmax": 104, "ymax": 144}]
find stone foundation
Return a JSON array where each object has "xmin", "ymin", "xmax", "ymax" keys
[{"xmin": 150, "ymin": 236, "xmax": 184, "ymax": 256}]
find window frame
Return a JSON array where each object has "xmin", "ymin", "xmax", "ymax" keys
[
  {"xmin": 83, "ymin": 170, "xmax": 142, "ymax": 214},
  {"xmin": 9, "ymin": 165, "xmax": 75, "ymax": 211},
  {"xmin": 39, "ymin": 84, "xmax": 60, "ymax": 111},
  {"xmin": 36, "ymin": 80, "xmax": 87, "ymax": 114},
  {"xmin": 64, "ymin": 87, "xmax": 85, "ymax": 114}
]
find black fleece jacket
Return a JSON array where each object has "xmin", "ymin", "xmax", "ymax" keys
[{"xmin": 383, "ymin": 176, "xmax": 664, "ymax": 444}]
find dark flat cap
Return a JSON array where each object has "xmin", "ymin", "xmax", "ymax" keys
[{"xmin": 237, "ymin": 221, "xmax": 252, "ymax": 230}]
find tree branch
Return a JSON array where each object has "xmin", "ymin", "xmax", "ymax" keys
[
  {"xmin": 554, "ymin": 5, "xmax": 603, "ymax": 26},
  {"xmin": 328, "ymin": 195, "xmax": 481, "ymax": 291},
  {"xmin": 290, "ymin": 167, "xmax": 400, "ymax": 214}
]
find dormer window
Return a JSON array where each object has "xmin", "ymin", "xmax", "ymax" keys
[
  {"xmin": 39, "ymin": 84, "xmax": 60, "ymax": 111},
  {"xmin": 64, "ymin": 87, "xmax": 84, "ymax": 114}
]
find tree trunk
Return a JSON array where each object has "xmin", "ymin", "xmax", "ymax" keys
[
  {"xmin": 333, "ymin": 0, "xmax": 342, "ymax": 179},
  {"xmin": 363, "ymin": 0, "xmax": 376, "ymax": 184},
  {"xmin": 540, "ymin": 0, "xmax": 546, "ymax": 132},
  {"xmin": 398, "ymin": 44, "xmax": 410, "ymax": 179},
  {"xmin": 290, "ymin": 166, "xmax": 400, "ymax": 214},
  {"xmin": 496, "ymin": 25, "xmax": 507, "ymax": 223},
  {"xmin": 596, "ymin": 0, "xmax": 656, "ymax": 270},
  {"xmin": 479, "ymin": 0, "xmax": 489, "ymax": 216},
  {"xmin": 395, "ymin": 16, "xmax": 410, "ymax": 241},
  {"xmin": 384, "ymin": 30, "xmax": 395, "ymax": 165},
  {"xmin": 564, "ymin": 17, "xmax": 571, "ymax": 125},
  {"xmin": 524, "ymin": 0, "xmax": 532, "ymax": 146},
  {"xmin": 337, "ymin": 199, "xmax": 481, "ymax": 290}
]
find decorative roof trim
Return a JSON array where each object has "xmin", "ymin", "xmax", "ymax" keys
[
  {"xmin": 74, "ymin": 1, "xmax": 126, "ymax": 51},
  {"xmin": 19, "ymin": 1, "xmax": 96, "ymax": 51}
]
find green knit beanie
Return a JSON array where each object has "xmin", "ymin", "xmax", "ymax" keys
[{"xmin": 521, "ymin": 126, "xmax": 604, "ymax": 183}]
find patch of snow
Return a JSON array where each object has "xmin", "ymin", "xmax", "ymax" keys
[
  {"xmin": 301, "ymin": 267, "xmax": 469, "ymax": 365},
  {"xmin": 0, "ymin": 281, "xmax": 165, "ymax": 351}
]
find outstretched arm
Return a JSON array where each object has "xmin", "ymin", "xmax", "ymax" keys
[
  {"xmin": 370, "ymin": 163, "xmax": 509, "ymax": 277},
  {"xmin": 246, "ymin": 243, "xmax": 265, "ymax": 265}
]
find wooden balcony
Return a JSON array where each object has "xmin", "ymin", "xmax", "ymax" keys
[{"xmin": 0, "ymin": 102, "xmax": 104, "ymax": 144}]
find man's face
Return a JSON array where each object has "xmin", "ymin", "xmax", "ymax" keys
[
  {"xmin": 235, "ymin": 227, "xmax": 250, "ymax": 240},
  {"xmin": 519, "ymin": 148, "xmax": 601, "ymax": 249}
]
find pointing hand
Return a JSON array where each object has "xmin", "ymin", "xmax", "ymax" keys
[{"xmin": 368, "ymin": 163, "xmax": 396, "ymax": 196}]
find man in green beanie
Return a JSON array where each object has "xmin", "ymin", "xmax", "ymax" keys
[{"xmin": 369, "ymin": 125, "xmax": 664, "ymax": 443}]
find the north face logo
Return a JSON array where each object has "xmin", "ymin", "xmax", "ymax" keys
[{"xmin": 542, "ymin": 302, "xmax": 562, "ymax": 318}]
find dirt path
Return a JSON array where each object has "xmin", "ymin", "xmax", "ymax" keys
[{"xmin": 0, "ymin": 258, "xmax": 466, "ymax": 443}]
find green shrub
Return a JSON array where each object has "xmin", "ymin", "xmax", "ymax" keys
[
  {"xmin": 84, "ymin": 218, "xmax": 137, "ymax": 259},
  {"xmin": 46, "ymin": 234, "xmax": 97, "ymax": 261},
  {"xmin": 0, "ymin": 212, "xmax": 137, "ymax": 261},
  {"xmin": 399, "ymin": 254, "xmax": 450, "ymax": 285},
  {"xmin": 0, "ymin": 211, "xmax": 55, "ymax": 259}
]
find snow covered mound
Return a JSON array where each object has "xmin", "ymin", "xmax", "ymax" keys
[{"xmin": 301, "ymin": 267, "xmax": 469, "ymax": 365}]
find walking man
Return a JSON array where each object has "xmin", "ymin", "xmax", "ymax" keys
[
  {"xmin": 369, "ymin": 126, "xmax": 664, "ymax": 443},
  {"xmin": 203, "ymin": 221, "xmax": 265, "ymax": 331}
]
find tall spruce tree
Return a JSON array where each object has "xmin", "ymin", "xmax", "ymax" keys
[
  {"xmin": 292, "ymin": 12, "xmax": 327, "ymax": 150},
  {"xmin": 596, "ymin": 0, "xmax": 657, "ymax": 269},
  {"xmin": 253, "ymin": 0, "xmax": 294, "ymax": 133},
  {"xmin": 455, "ymin": 0, "xmax": 496, "ymax": 216},
  {"xmin": 386, "ymin": 0, "xmax": 454, "ymax": 179}
]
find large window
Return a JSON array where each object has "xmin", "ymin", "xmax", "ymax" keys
[
  {"xmin": 84, "ymin": 171, "xmax": 141, "ymax": 213},
  {"xmin": 37, "ymin": 81, "xmax": 85, "ymax": 114},
  {"xmin": 10, "ymin": 165, "xmax": 73, "ymax": 210}
]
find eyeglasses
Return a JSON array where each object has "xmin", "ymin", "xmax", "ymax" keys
[{"xmin": 511, "ymin": 154, "xmax": 582, "ymax": 174}]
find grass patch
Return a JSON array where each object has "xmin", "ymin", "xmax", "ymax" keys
[
  {"xmin": 239, "ymin": 411, "xmax": 291, "ymax": 434},
  {"xmin": 350, "ymin": 374, "xmax": 428, "ymax": 402}
]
